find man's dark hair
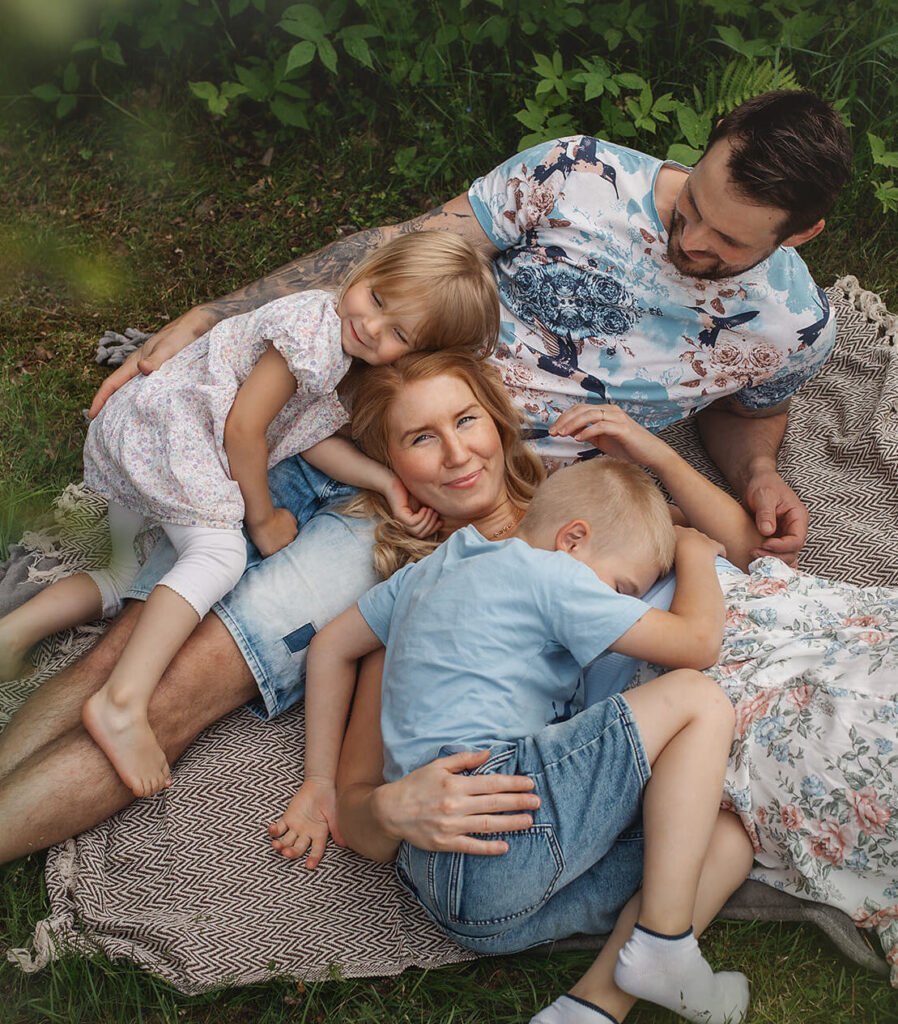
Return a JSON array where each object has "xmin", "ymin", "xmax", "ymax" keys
[{"xmin": 705, "ymin": 90, "xmax": 852, "ymax": 239}]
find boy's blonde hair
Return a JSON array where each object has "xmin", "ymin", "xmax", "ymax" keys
[
  {"xmin": 520, "ymin": 457, "xmax": 676, "ymax": 573},
  {"xmin": 339, "ymin": 231, "xmax": 499, "ymax": 358},
  {"xmin": 344, "ymin": 350, "xmax": 545, "ymax": 578}
]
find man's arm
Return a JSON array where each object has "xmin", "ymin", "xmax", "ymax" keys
[
  {"xmin": 89, "ymin": 195, "xmax": 496, "ymax": 418},
  {"xmin": 696, "ymin": 396, "xmax": 806, "ymax": 564}
]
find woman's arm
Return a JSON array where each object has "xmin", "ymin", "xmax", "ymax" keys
[
  {"xmin": 336, "ymin": 650, "xmax": 541, "ymax": 862},
  {"xmin": 550, "ymin": 404, "xmax": 765, "ymax": 571},
  {"xmin": 303, "ymin": 438, "xmax": 441, "ymax": 538},
  {"xmin": 224, "ymin": 345, "xmax": 300, "ymax": 556}
]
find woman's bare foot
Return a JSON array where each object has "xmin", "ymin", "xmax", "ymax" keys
[{"xmin": 82, "ymin": 690, "xmax": 172, "ymax": 797}]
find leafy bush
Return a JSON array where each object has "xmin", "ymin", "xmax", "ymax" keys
[{"xmin": 6, "ymin": 0, "xmax": 898, "ymax": 210}]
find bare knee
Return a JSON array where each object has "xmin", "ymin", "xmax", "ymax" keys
[{"xmin": 663, "ymin": 669, "xmax": 735, "ymax": 730}]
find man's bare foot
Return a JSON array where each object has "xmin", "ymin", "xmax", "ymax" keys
[{"xmin": 82, "ymin": 690, "xmax": 172, "ymax": 797}]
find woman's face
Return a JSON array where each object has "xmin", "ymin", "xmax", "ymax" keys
[{"xmin": 386, "ymin": 374, "xmax": 507, "ymax": 525}]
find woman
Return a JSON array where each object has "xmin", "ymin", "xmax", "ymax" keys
[{"xmin": 286, "ymin": 351, "xmax": 898, "ymax": 1016}]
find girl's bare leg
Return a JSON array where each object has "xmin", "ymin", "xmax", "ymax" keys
[
  {"xmin": 82, "ymin": 585, "xmax": 200, "ymax": 797},
  {"xmin": 0, "ymin": 573, "xmax": 103, "ymax": 681}
]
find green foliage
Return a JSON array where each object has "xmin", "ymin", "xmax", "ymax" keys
[{"xmin": 8, "ymin": 0, "xmax": 898, "ymax": 210}]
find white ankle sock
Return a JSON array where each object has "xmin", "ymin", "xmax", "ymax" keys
[
  {"xmin": 529, "ymin": 994, "xmax": 618, "ymax": 1024},
  {"xmin": 613, "ymin": 924, "xmax": 749, "ymax": 1024}
]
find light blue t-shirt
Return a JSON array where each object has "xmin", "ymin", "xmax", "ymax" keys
[
  {"xmin": 357, "ymin": 525, "xmax": 650, "ymax": 782},
  {"xmin": 470, "ymin": 136, "xmax": 835, "ymax": 464}
]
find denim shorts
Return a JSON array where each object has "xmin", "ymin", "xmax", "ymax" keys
[
  {"xmin": 395, "ymin": 693, "xmax": 650, "ymax": 954},
  {"xmin": 126, "ymin": 455, "xmax": 380, "ymax": 719}
]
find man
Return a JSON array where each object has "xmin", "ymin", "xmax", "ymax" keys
[{"xmin": 0, "ymin": 89, "xmax": 851, "ymax": 863}]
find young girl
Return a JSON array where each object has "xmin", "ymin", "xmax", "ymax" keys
[{"xmin": 0, "ymin": 231, "xmax": 499, "ymax": 798}]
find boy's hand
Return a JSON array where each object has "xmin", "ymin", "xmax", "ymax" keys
[
  {"xmin": 268, "ymin": 778, "xmax": 344, "ymax": 868},
  {"xmin": 549, "ymin": 403, "xmax": 669, "ymax": 467},
  {"xmin": 383, "ymin": 475, "xmax": 441, "ymax": 539},
  {"xmin": 674, "ymin": 524, "xmax": 726, "ymax": 560},
  {"xmin": 248, "ymin": 507, "xmax": 299, "ymax": 557}
]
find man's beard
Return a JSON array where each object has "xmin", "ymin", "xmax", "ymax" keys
[{"xmin": 666, "ymin": 206, "xmax": 771, "ymax": 281}]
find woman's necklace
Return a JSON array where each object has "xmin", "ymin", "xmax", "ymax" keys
[{"xmin": 489, "ymin": 507, "xmax": 524, "ymax": 540}]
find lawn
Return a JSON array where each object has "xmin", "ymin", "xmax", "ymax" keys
[{"xmin": 1, "ymin": 99, "xmax": 897, "ymax": 1023}]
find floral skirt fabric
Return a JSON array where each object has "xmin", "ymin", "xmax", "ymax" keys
[{"xmin": 708, "ymin": 556, "xmax": 898, "ymax": 981}]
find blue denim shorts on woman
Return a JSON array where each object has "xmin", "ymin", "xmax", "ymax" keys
[
  {"xmin": 395, "ymin": 693, "xmax": 650, "ymax": 954},
  {"xmin": 126, "ymin": 455, "xmax": 380, "ymax": 719}
]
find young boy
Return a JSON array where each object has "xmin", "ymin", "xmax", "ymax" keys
[{"xmin": 272, "ymin": 457, "xmax": 750, "ymax": 1024}]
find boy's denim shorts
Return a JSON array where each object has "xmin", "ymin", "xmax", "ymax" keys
[
  {"xmin": 126, "ymin": 455, "xmax": 380, "ymax": 719},
  {"xmin": 395, "ymin": 693, "xmax": 650, "ymax": 954}
]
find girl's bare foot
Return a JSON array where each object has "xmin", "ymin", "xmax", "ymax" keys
[{"xmin": 82, "ymin": 690, "xmax": 172, "ymax": 797}]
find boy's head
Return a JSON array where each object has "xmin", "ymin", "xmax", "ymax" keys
[
  {"xmin": 339, "ymin": 231, "xmax": 499, "ymax": 359},
  {"xmin": 518, "ymin": 457, "xmax": 676, "ymax": 597}
]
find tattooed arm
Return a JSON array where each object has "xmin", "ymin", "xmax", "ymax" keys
[
  {"xmin": 89, "ymin": 195, "xmax": 495, "ymax": 417},
  {"xmin": 696, "ymin": 396, "xmax": 807, "ymax": 565}
]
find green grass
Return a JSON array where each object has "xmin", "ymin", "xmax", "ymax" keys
[{"xmin": 1, "ymin": 106, "xmax": 897, "ymax": 1024}]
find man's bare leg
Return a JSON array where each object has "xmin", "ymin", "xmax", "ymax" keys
[
  {"xmin": 0, "ymin": 603, "xmax": 142, "ymax": 780},
  {"xmin": 0, "ymin": 611, "xmax": 257, "ymax": 864}
]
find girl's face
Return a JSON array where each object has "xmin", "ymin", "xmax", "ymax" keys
[
  {"xmin": 385, "ymin": 375, "xmax": 507, "ymax": 526},
  {"xmin": 337, "ymin": 279, "xmax": 421, "ymax": 366}
]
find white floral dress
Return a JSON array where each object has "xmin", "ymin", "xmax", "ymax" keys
[
  {"xmin": 706, "ymin": 557, "xmax": 898, "ymax": 981},
  {"xmin": 83, "ymin": 291, "xmax": 350, "ymax": 530}
]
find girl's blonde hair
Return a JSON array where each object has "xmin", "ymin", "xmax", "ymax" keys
[
  {"xmin": 343, "ymin": 350, "xmax": 545, "ymax": 578},
  {"xmin": 338, "ymin": 231, "xmax": 500, "ymax": 359}
]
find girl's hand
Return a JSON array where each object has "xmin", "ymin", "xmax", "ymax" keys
[
  {"xmin": 383, "ymin": 475, "xmax": 442, "ymax": 539},
  {"xmin": 248, "ymin": 507, "xmax": 299, "ymax": 557},
  {"xmin": 268, "ymin": 777, "xmax": 344, "ymax": 869},
  {"xmin": 549, "ymin": 403, "xmax": 670, "ymax": 468}
]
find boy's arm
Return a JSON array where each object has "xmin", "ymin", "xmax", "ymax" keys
[
  {"xmin": 609, "ymin": 528, "xmax": 725, "ymax": 669},
  {"xmin": 224, "ymin": 345, "xmax": 299, "ymax": 556},
  {"xmin": 303, "ymin": 437, "xmax": 441, "ymax": 538},
  {"xmin": 270, "ymin": 606, "xmax": 383, "ymax": 867},
  {"xmin": 88, "ymin": 195, "xmax": 495, "ymax": 418}
]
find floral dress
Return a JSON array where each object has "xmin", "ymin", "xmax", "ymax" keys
[
  {"xmin": 83, "ymin": 291, "xmax": 350, "ymax": 530},
  {"xmin": 707, "ymin": 557, "xmax": 898, "ymax": 980}
]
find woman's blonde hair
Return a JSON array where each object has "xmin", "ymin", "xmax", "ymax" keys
[
  {"xmin": 343, "ymin": 350, "xmax": 545, "ymax": 578},
  {"xmin": 338, "ymin": 231, "xmax": 499, "ymax": 359}
]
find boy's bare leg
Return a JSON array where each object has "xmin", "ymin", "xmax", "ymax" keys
[
  {"xmin": 83, "ymin": 586, "xmax": 200, "ymax": 797},
  {"xmin": 0, "ymin": 602, "xmax": 141, "ymax": 779},
  {"xmin": 0, "ymin": 573, "xmax": 104, "ymax": 682},
  {"xmin": 542, "ymin": 811, "xmax": 753, "ymax": 1023},
  {"xmin": 0, "ymin": 611, "xmax": 257, "ymax": 864}
]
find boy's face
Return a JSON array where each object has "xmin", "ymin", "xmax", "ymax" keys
[{"xmin": 582, "ymin": 545, "xmax": 663, "ymax": 598}]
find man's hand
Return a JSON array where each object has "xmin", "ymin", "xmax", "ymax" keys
[
  {"xmin": 248, "ymin": 507, "xmax": 299, "ymax": 557},
  {"xmin": 372, "ymin": 749, "xmax": 541, "ymax": 856},
  {"xmin": 88, "ymin": 305, "xmax": 219, "ymax": 419},
  {"xmin": 743, "ymin": 467, "xmax": 807, "ymax": 565}
]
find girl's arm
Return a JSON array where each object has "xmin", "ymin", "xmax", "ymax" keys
[
  {"xmin": 269, "ymin": 605, "xmax": 382, "ymax": 867},
  {"xmin": 224, "ymin": 345, "xmax": 299, "ymax": 556},
  {"xmin": 609, "ymin": 526, "xmax": 725, "ymax": 669},
  {"xmin": 551, "ymin": 404, "xmax": 765, "ymax": 570},
  {"xmin": 337, "ymin": 651, "xmax": 541, "ymax": 862},
  {"xmin": 303, "ymin": 437, "xmax": 441, "ymax": 538}
]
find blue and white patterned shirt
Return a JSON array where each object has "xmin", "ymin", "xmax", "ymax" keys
[{"xmin": 470, "ymin": 136, "xmax": 835, "ymax": 464}]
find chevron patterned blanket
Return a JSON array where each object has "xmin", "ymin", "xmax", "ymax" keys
[{"xmin": 3, "ymin": 277, "xmax": 897, "ymax": 993}]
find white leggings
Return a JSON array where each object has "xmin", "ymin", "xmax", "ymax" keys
[{"xmin": 87, "ymin": 502, "xmax": 247, "ymax": 620}]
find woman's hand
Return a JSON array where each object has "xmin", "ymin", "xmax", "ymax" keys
[
  {"xmin": 248, "ymin": 507, "xmax": 299, "ymax": 557},
  {"xmin": 549, "ymin": 403, "xmax": 670, "ymax": 468},
  {"xmin": 88, "ymin": 305, "xmax": 220, "ymax": 419},
  {"xmin": 372, "ymin": 749, "xmax": 541, "ymax": 856},
  {"xmin": 382, "ymin": 475, "xmax": 442, "ymax": 539}
]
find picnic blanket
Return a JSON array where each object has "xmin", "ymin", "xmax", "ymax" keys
[{"xmin": 3, "ymin": 276, "xmax": 897, "ymax": 993}]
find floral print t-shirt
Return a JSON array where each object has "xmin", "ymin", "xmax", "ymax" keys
[
  {"xmin": 469, "ymin": 136, "xmax": 835, "ymax": 464},
  {"xmin": 83, "ymin": 290, "xmax": 350, "ymax": 530}
]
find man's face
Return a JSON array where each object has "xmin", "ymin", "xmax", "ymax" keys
[{"xmin": 667, "ymin": 138, "xmax": 788, "ymax": 281}]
